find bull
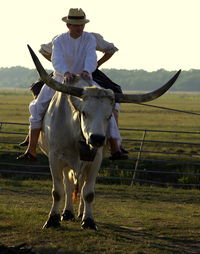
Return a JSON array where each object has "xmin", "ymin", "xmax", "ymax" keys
[{"xmin": 28, "ymin": 45, "xmax": 181, "ymax": 230}]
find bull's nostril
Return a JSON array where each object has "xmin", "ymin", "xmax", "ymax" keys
[{"xmin": 90, "ymin": 134, "xmax": 105, "ymax": 146}]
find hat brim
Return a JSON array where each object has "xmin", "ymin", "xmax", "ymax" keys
[{"xmin": 62, "ymin": 16, "xmax": 89, "ymax": 25}]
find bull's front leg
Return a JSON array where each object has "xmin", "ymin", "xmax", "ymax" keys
[
  {"xmin": 43, "ymin": 159, "xmax": 65, "ymax": 228},
  {"xmin": 77, "ymin": 177, "xmax": 84, "ymax": 219},
  {"xmin": 81, "ymin": 149, "xmax": 102, "ymax": 231},
  {"xmin": 62, "ymin": 168, "xmax": 76, "ymax": 222}
]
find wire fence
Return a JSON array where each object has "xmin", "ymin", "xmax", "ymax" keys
[{"xmin": 1, "ymin": 121, "xmax": 200, "ymax": 188}]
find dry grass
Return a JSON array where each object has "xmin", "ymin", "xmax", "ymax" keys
[{"xmin": 0, "ymin": 178, "xmax": 200, "ymax": 254}]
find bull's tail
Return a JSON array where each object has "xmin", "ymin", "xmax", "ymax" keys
[
  {"xmin": 68, "ymin": 170, "xmax": 79, "ymax": 203},
  {"xmin": 72, "ymin": 182, "xmax": 79, "ymax": 203}
]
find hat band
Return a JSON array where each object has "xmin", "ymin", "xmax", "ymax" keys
[{"xmin": 68, "ymin": 16, "xmax": 85, "ymax": 20}]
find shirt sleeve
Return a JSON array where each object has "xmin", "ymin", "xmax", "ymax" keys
[
  {"xmin": 39, "ymin": 35, "xmax": 58, "ymax": 57},
  {"xmin": 51, "ymin": 37, "xmax": 69, "ymax": 75},
  {"xmin": 92, "ymin": 33, "xmax": 119, "ymax": 54},
  {"xmin": 39, "ymin": 42, "xmax": 52, "ymax": 57},
  {"xmin": 84, "ymin": 34, "xmax": 97, "ymax": 73}
]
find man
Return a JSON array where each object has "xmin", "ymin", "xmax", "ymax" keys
[{"xmin": 17, "ymin": 8, "xmax": 127, "ymax": 161}]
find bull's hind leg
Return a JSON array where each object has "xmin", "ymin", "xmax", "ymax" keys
[
  {"xmin": 76, "ymin": 163, "xmax": 88, "ymax": 219},
  {"xmin": 43, "ymin": 162, "xmax": 65, "ymax": 228},
  {"xmin": 62, "ymin": 168, "xmax": 76, "ymax": 221}
]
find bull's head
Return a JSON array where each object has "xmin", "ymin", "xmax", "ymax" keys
[{"xmin": 73, "ymin": 86, "xmax": 115, "ymax": 148}]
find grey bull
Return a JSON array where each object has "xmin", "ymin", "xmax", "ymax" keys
[{"xmin": 27, "ymin": 45, "xmax": 181, "ymax": 230}]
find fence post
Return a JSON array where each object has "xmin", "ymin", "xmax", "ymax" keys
[{"xmin": 131, "ymin": 130, "xmax": 147, "ymax": 186}]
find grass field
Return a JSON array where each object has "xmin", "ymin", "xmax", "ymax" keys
[
  {"xmin": 1, "ymin": 89, "xmax": 200, "ymax": 129},
  {"xmin": 1, "ymin": 178, "xmax": 200, "ymax": 254},
  {"xmin": 1, "ymin": 89, "xmax": 200, "ymax": 253},
  {"xmin": 1, "ymin": 89, "xmax": 200, "ymax": 134},
  {"xmin": 1, "ymin": 89, "xmax": 200, "ymax": 147},
  {"xmin": 1, "ymin": 89, "xmax": 200, "ymax": 185}
]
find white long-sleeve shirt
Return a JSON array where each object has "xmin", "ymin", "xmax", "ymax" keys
[
  {"xmin": 39, "ymin": 33, "xmax": 118, "ymax": 61},
  {"xmin": 51, "ymin": 32, "xmax": 97, "ymax": 77}
]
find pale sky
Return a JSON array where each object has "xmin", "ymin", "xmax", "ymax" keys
[{"xmin": 1, "ymin": 0, "xmax": 200, "ymax": 71}]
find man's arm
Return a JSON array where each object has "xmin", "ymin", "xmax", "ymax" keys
[
  {"xmin": 97, "ymin": 52, "xmax": 114, "ymax": 68},
  {"xmin": 92, "ymin": 33, "xmax": 118, "ymax": 68}
]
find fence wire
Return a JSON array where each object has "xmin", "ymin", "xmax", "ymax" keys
[{"xmin": 1, "ymin": 121, "xmax": 200, "ymax": 188}]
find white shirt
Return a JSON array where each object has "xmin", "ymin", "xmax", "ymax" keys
[
  {"xmin": 51, "ymin": 32, "xmax": 97, "ymax": 76},
  {"xmin": 39, "ymin": 33, "xmax": 118, "ymax": 60}
]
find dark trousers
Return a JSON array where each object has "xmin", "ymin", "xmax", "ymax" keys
[{"xmin": 92, "ymin": 69, "xmax": 122, "ymax": 94}]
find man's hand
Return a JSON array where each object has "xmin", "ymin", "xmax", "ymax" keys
[
  {"xmin": 81, "ymin": 71, "xmax": 90, "ymax": 80},
  {"xmin": 64, "ymin": 72, "xmax": 76, "ymax": 83}
]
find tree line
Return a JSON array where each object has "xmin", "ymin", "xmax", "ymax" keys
[{"xmin": 0, "ymin": 66, "xmax": 200, "ymax": 91}]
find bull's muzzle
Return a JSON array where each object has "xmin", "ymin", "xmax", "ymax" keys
[{"xmin": 89, "ymin": 134, "xmax": 105, "ymax": 147}]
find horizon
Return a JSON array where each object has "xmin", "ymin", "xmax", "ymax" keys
[{"xmin": 0, "ymin": 65, "xmax": 198, "ymax": 73}]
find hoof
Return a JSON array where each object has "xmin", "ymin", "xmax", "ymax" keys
[
  {"xmin": 43, "ymin": 214, "xmax": 61, "ymax": 228},
  {"xmin": 81, "ymin": 218, "xmax": 98, "ymax": 231},
  {"xmin": 62, "ymin": 210, "xmax": 76, "ymax": 221}
]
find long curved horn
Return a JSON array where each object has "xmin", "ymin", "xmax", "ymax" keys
[
  {"xmin": 27, "ymin": 45, "xmax": 84, "ymax": 97},
  {"xmin": 114, "ymin": 69, "xmax": 181, "ymax": 103}
]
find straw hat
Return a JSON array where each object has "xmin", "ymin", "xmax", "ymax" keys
[{"xmin": 62, "ymin": 8, "xmax": 89, "ymax": 25}]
